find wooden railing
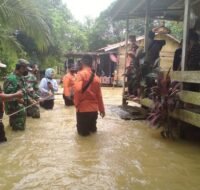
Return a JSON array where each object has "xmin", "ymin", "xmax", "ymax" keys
[
  {"xmin": 125, "ymin": 71, "xmax": 200, "ymax": 128},
  {"xmin": 171, "ymin": 71, "xmax": 200, "ymax": 83}
]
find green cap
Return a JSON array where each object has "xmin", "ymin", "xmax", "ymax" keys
[{"xmin": 17, "ymin": 59, "xmax": 32, "ymax": 70}]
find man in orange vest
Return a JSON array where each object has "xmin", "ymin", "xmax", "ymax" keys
[
  {"xmin": 73, "ymin": 54, "xmax": 105, "ymax": 136},
  {"xmin": 63, "ymin": 66, "xmax": 76, "ymax": 106}
]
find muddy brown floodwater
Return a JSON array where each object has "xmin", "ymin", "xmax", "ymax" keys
[{"xmin": 0, "ymin": 87, "xmax": 200, "ymax": 190}]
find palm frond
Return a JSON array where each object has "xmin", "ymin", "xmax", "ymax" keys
[
  {"xmin": 0, "ymin": 0, "xmax": 52, "ymax": 50},
  {"xmin": 0, "ymin": 28, "xmax": 22, "ymax": 51}
]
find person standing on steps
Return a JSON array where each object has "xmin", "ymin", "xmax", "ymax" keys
[{"xmin": 73, "ymin": 54, "xmax": 105, "ymax": 136}]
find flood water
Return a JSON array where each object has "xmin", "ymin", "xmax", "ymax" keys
[{"xmin": 0, "ymin": 88, "xmax": 200, "ymax": 190}]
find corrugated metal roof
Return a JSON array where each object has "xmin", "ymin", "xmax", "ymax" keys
[
  {"xmin": 64, "ymin": 51, "xmax": 118, "ymax": 57},
  {"xmin": 110, "ymin": 0, "xmax": 185, "ymax": 21},
  {"xmin": 98, "ymin": 41, "xmax": 128, "ymax": 52}
]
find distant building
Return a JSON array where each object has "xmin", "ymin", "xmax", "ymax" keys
[{"xmin": 97, "ymin": 33, "xmax": 180, "ymax": 86}]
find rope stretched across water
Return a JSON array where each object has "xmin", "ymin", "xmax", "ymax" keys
[{"xmin": 0, "ymin": 94, "xmax": 59, "ymax": 121}]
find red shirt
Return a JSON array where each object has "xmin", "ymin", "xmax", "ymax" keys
[{"xmin": 73, "ymin": 68, "xmax": 105, "ymax": 113}]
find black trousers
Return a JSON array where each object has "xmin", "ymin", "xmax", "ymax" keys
[
  {"xmin": 63, "ymin": 95, "xmax": 74, "ymax": 106},
  {"xmin": 76, "ymin": 112, "xmax": 98, "ymax": 136},
  {"xmin": 40, "ymin": 99, "xmax": 54, "ymax": 109},
  {"xmin": 0, "ymin": 122, "xmax": 6, "ymax": 142}
]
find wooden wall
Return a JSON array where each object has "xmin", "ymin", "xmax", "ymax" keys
[
  {"xmin": 155, "ymin": 34, "xmax": 180, "ymax": 71},
  {"xmin": 117, "ymin": 34, "xmax": 180, "ymax": 84}
]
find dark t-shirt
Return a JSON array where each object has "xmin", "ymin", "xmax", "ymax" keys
[
  {"xmin": 173, "ymin": 48, "xmax": 182, "ymax": 71},
  {"xmin": 187, "ymin": 43, "xmax": 200, "ymax": 70}
]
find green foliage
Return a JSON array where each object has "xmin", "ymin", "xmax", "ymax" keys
[
  {"xmin": 165, "ymin": 21, "xmax": 183, "ymax": 40},
  {"xmin": 0, "ymin": 49, "xmax": 18, "ymax": 77},
  {"xmin": 0, "ymin": 0, "xmax": 184, "ymax": 78},
  {"xmin": 0, "ymin": 0, "xmax": 53, "ymax": 75},
  {"xmin": 0, "ymin": 0, "xmax": 51, "ymax": 50},
  {"xmin": 0, "ymin": 0, "xmax": 147, "ymax": 75},
  {"xmin": 0, "ymin": 0, "xmax": 90, "ymax": 75},
  {"xmin": 84, "ymin": 2, "xmax": 145, "ymax": 51}
]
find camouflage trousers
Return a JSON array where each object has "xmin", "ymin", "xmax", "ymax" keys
[
  {"xmin": 9, "ymin": 108, "xmax": 26, "ymax": 131},
  {"xmin": 27, "ymin": 104, "xmax": 40, "ymax": 118}
]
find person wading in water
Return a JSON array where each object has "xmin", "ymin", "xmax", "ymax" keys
[
  {"xmin": 3, "ymin": 59, "xmax": 31, "ymax": 131},
  {"xmin": 73, "ymin": 54, "xmax": 105, "ymax": 136},
  {"xmin": 62, "ymin": 66, "xmax": 77, "ymax": 106},
  {"xmin": 39, "ymin": 68, "xmax": 58, "ymax": 110},
  {"xmin": 0, "ymin": 62, "xmax": 23, "ymax": 142}
]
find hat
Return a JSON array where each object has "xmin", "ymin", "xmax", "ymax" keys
[
  {"xmin": 0, "ymin": 61, "xmax": 6, "ymax": 68},
  {"xmin": 17, "ymin": 59, "xmax": 32, "ymax": 70},
  {"xmin": 18, "ymin": 58, "xmax": 29, "ymax": 65}
]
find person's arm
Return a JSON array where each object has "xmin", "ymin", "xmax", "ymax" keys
[
  {"xmin": 0, "ymin": 91, "xmax": 23, "ymax": 101},
  {"xmin": 73, "ymin": 73, "xmax": 83, "ymax": 107},
  {"xmin": 52, "ymin": 79, "xmax": 58, "ymax": 92},
  {"xmin": 63, "ymin": 76, "xmax": 71, "ymax": 96},
  {"xmin": 63, "ymin": 76, "xmax": 70, "ymax": 89}
]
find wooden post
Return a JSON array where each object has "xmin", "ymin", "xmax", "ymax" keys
[
  {"xmin": 122, "ymin": 17, "xmax": 129, "ymax": 105},
  {"xmin": 116, "ymin": 54, "xmax": 119, "ymax": 86},
  {"xmin": 144, "ymin": 0, "xmax": 150, "ymax": 53},
  {"xmin": 109, "ymin": 57, "xmax": 112, "ymax": 85},
  {"xmin": 181, "ymin": 0, "xmax": 190, "ymax": 71}
]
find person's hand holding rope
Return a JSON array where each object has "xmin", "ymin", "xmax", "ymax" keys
[{"xmin": 15, "ymin": 90, "xmax": 23, "ymax": 99}]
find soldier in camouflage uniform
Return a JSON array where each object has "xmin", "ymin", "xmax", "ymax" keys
[
  {"xmin": 0, "ymin": 62, "xmax": 23, "ymax": 142},
  {"xmin": 3, "ymin": 59, "xmax": 30, "ymax": 131},
  {"xmin": 25, "ymin": 64, "xmax": 40, "ymax": 118}
]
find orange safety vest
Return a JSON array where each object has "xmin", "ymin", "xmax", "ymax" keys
[
  {"xmin": 73, "ymin": 67, "xmax": 105, "ymax": 113},
  {"xmin": 63, "ymin": 72, "xmax": 75, "ymax": 97}
]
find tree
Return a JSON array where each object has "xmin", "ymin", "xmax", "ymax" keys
[
  {"xmin": 85, "ymin": 3, "xmax": 145, "ymax": 51},
  {"xmin": 0, "ymin": 0, "xmax": 89, "ymax": 73},
  {"xmin": 0, "ymin": 0, "xmax": 52, "ymax": 74},
  {"xmin": 0, "ymin": 0, "xmax": 51, "ymax": 50},
  {"xmin": 165, "ymin": 21, "xmax": 183, "ymax": 40}
]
